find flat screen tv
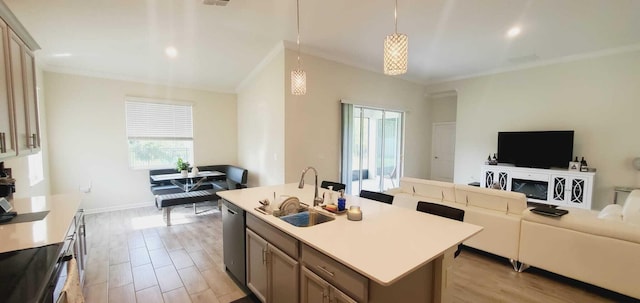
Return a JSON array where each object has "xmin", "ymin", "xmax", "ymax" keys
[{"xmin": 497, "ymin": 131, "xmax": 574, "ymax": 169}]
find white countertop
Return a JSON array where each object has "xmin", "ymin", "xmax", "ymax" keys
[
  {"xmin": 218, "ymin": 183, "xmax": 482, "ymax": 286},
  {"xmin": 0, "ymin": 194, "xmax": 81, "ymax": 254}
]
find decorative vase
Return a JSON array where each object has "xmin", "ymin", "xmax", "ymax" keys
[
  {"xmin": 192, "ymin": 166, "xmax": 199, "ymax": 176},
  {"xmin": 181, "ymin": 170, "xmax": 188, "ymax": 177}
]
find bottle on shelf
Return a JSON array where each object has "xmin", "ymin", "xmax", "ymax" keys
[{"xmin": 580, "ymin": 157, "xmax": 589, "ymax": 172}]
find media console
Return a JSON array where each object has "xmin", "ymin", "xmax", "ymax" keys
[{"xmin": 480, "ymin": 164, "xmax": 595, "ymax": 209}]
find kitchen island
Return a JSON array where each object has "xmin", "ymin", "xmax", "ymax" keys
[{"xmin": 218, "ymin": 183, "xmax": 482, "ymax": 303}]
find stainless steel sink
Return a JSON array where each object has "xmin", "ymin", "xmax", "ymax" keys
[{"xmin": 277, "ymin": 210, "xmax": 335, "ymax": 227}]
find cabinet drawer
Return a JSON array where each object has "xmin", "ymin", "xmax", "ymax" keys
[
  {"xmin": 246, "ymin": 213, "xmax": 299, "ymax": 259},
  {"xmin": 301, "ymin": 244, "xmax": 367, "ymax": 302}
]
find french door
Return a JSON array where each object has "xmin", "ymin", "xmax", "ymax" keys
[{"xmin": 341, "ymin": 104, "xmax": 403, "ymax": 194}]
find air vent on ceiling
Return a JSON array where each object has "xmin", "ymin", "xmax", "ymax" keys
[{"xmin": 203, "ymin": 0, "xmax": 229, "ymax": 6}]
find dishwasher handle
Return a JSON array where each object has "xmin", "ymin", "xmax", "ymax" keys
[{"xmin": 227, "ymin": 208, "xmax": 238, "ymax": 215}]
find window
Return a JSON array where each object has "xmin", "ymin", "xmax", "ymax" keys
[{"xmin": 125, "ymin": 97, "xmax": 194, "ymax": 169}]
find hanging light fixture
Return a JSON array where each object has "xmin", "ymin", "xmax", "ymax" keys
[
  {"xmin": 291, "ymin": 0, "xmax": 306, "ymax": 95},
  {"xmin": 384, "ymin": 0, "xmax": 408, "ymax": 75}
]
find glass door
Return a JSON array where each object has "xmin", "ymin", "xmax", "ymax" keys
[{"xmin": 341, "ymin": 104, "xmax": 403, "ymax": 194}]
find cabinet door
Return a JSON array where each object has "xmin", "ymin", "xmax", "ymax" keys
[
  {"xmin": 7, "ymin": 30, "xmax": 28, "ymax": 154},
  {"xmin": 0, "ymin": 19, "xmax": 15, "ymax": 158},
  {"xmin": 246, "ymin": 229, "xmax": 268, "ymax": 303},
  {"xmin": 567, "ymin": 176, "xmax": 588, "ymax": 207},
  {"xmin": 301, "ymin": 266, "xmax": 330, "ymax": 303},
  {"xmin": 268, "ymin": 244, "xmax": 299, "ymax": 303},
  {"xmin": 22, "ymin": 48, "xmax": 38, "ymax": 150},
  {"xmin": 330, "ymin": 286, "xmax": 357, "ymax": 303},
  {"xmin": 549, "ymin": 175, "xmax": 568, "ymax": 205}
]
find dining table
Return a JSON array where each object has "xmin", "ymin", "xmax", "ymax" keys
[{"xmin": 150, "ymin": 170, "xmax": 226, "ymax": 192}]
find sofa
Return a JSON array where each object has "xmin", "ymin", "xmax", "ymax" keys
[
  {"xmin": 519, "ymin": 191, "xmax": 640, "ymax": 299},
  {"xmin": 387, "ymin": 177, "xmax": 527, "ymax": 266},
  {"xmin": 387, "ymin": 177, "xmax": 640, "ymax": 299}
]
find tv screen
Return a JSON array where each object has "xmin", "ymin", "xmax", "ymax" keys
[{"xmin": 497, "ymin": 131, "xmax": 574, "ymax": 169}]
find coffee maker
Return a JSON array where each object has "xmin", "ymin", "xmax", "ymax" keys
[{"xmin": 0, "ymin": 162, "xmax": 15, "ymax": 199}]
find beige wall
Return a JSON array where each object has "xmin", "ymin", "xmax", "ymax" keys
[
  {"xmin": 237, "ymin": 50, "xmax": 286, "ymax": 187},
  {"xmin": 44, "ymin": 72, "xmax": 237, "ymax": 212},
  {"xmin": 426, "ymin": 51, "xmax": 640, "ymax": 210},
  {"xmin": 430, "ymin": 94, "xmax": 457, "ymax": 123},
  {"xmin": 3, "ymin": 67, "xmax": 50, "ymax": 198},
  {"xmin": 283, "ymin": 48, "xmax": 431, "ymax": 185}
]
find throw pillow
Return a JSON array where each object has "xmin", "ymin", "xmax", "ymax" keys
[
  {"xmin": 622, "ymin": 190, "xmax": 640, "ymax": 226},
  {"xmin": 597, "ymin": 204, "xmax": 623, "ymax": 221}
]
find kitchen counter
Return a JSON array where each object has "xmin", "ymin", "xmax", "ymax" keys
[
  {"xmin": 0, "ymin": 194, "xmax": 82, "ymax": 254},
  {"xmin": 218, "ymin": 183, "xmax": 482, "ymax": 286}
]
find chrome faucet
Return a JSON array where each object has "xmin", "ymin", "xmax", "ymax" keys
[{"xmin": 298, "ymin": 166, "xmax": 324, "ymax": 206}]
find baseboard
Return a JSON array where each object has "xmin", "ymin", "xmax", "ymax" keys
[{"xmin": 82, "ymin": 201, "xmax": 153, "ymax": 214}]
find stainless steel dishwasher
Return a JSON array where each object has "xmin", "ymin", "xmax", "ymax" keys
[{"xmin": 222, "ymin": 199, "xmax": 246, "ymax": 286}]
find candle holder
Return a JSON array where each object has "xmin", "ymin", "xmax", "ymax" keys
[{"xmin": 347, "ymin": 206, "xmax": 362, "ymax": 221}]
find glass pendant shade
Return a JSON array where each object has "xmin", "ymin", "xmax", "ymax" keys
[
  {"xmin": 291, "ymin": 68, "xmax": 307, "ymax": 95},
  {"xmin": 384, "ymin": 33, "xmax": 408, "ymax": 75}
]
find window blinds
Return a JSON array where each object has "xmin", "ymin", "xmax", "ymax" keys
[{"xmin": 125, "ymin": 99, "xmax": 193, "ymax": 139}]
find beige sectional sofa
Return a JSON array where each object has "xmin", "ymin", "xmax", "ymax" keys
[
  {"xmin": 386, "ymin": 177, "xmax": 527, "ymax": 267},
  {"xmin": 387, "ymin": 177, "xmax": 640, "ymax": 299},
  {"xmin": 519, "ymin": 196, "xmax": 640, "ymax": 299}
]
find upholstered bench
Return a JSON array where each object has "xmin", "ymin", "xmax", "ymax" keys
[{"xmin": 155, "ymin": 190, "xmax": 217, "ymax": 225}]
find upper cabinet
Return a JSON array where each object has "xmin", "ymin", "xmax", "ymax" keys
[
  {"xmin": 8, "ymin": 29, "xmax": 38, "ymax": 154},
  {"xmin": 0, "ymin": 19, "xmax": 16, "ymax": 159},
  {"xmin": 0, "ymin": 2, "xmax": 41, "ymax": 158}
]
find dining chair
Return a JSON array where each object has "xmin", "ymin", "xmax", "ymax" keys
[
  {"xmin": 359, "ymin": 190, "xmax": 394, "ymax": 204},
  {"xmin": 416, "ymin": 201, "xmax": 465, "ymax": 257},
  {"xmin": 321, "ymin": 181, "xmax": 346, "ymax": 191}
]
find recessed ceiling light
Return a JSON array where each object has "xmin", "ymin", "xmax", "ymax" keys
[
  {"xmin": 165, "ymin": 47, "xmax": 178, "ymax": 58},
  {"xmin": 52, "ymin": 53, "xmax": 72, "ymax": 57},
  {"xmin": 506, "ymin": 27, "xmax": 521, "ymax": 38}
]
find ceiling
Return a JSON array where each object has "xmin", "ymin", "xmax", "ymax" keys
[{"xmin": 5, "ymin": 0, "xmax": 640, "ymax": 92}]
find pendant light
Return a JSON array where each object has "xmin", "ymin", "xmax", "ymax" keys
[
  {"xmin": 291, "ymin": 0, "xmax": 306, "ymax": 95},
  {"xmin": 384, "ymin": 0, "xmax": 408, "ymax": 75}
]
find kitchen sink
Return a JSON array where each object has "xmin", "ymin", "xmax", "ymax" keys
[{"xmin": 278, "ymin": 210, "xmax": 335, "ymax": 227}]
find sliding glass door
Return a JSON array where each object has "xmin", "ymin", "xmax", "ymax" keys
[{"xmin": 341, "ymin": 104, "xmax": 403, "ymax": 194}]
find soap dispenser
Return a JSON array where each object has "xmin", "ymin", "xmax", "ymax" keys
[{"xmin": 338, "ymin": 189, "xmax": 346, "ymax": 211}]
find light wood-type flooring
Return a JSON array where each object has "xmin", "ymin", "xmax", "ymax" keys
[{"xmin": 82, "ymin": 203, "xmax": 637, "ymax": 303}]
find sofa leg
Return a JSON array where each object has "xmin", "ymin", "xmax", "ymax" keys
[
  {"xmin": 509, "ymin": 259, "xmax": 519, "ymax": 271},
  {"xmin": 517, "ymin": 263, "xmax": 529, "ymax": 273}
]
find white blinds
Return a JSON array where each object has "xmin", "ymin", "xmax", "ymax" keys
[{"xmin": 125, "ymin": 99, "xmax": 193, "ymax": 139}]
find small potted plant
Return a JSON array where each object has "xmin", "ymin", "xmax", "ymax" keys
[{"xmin": 176, "ymin": 157, "xmax": 190, "ymax": 177}]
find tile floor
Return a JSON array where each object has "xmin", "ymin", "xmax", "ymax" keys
[{"xmin": 83, "ymin": 202, "xmax": 249, "ymax": 303}]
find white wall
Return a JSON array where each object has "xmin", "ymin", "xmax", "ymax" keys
[
  {"xmin": 426, "ymin": 51, "xmax": 640, "ymax": 210},
  {"xmin": 3, "ymin": 67, "xmax": 50, "ymax": 198},
  {"xmin": 44, "ymin": 72, "xmax": 237, "ymax": 212},
  {"xmin": 283, "ymin": 48, "xmax": 431, "ymax": 184},
  {"xmin": 430, "ymin": 94, "xmax": 457, "ymax": 123},
  {"xmin": 236, "ymin": 49, "xmax": 286, "ymax": 187}
]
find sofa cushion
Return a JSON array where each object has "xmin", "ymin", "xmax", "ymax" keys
[
  {"xmin": 398, "ymin": 177, "xmax": 456, "ymax": 203},
  {"xmin": 454, "ymin": 184, "xmax": 527, "ymax": 215},
  {"xmin": 622, "ymin": 190, "xmax": 640, "ymax": 226},
  {"xmin": 597, "ymin": 204, "xmax": 623, "ymax": 221},
  {"xmin": 390, "ymin": 192, "xmax": 438, "ymax": 210},
  {"xmin": 523, "ymin": 207, "xmax": 640, "ymax": 244}
]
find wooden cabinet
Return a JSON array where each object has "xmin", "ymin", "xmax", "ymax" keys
[
  {"xmin": 301, "ymin": 266, "xmax": 357, "ymax": 303},
  {"xmin": 246, "ymin": 227, "xmax": 299, "ymax": 303},
  {"xmin": 7, "ymin": 28, "xmax": 38, "ymax": 155},
  {"xmin": 246, "ymin": 228, "xmax": 268, "ymax": 302},
  {"xmin": 0, "ymin": 18, "xmax": 15, "ymax": 158}
]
